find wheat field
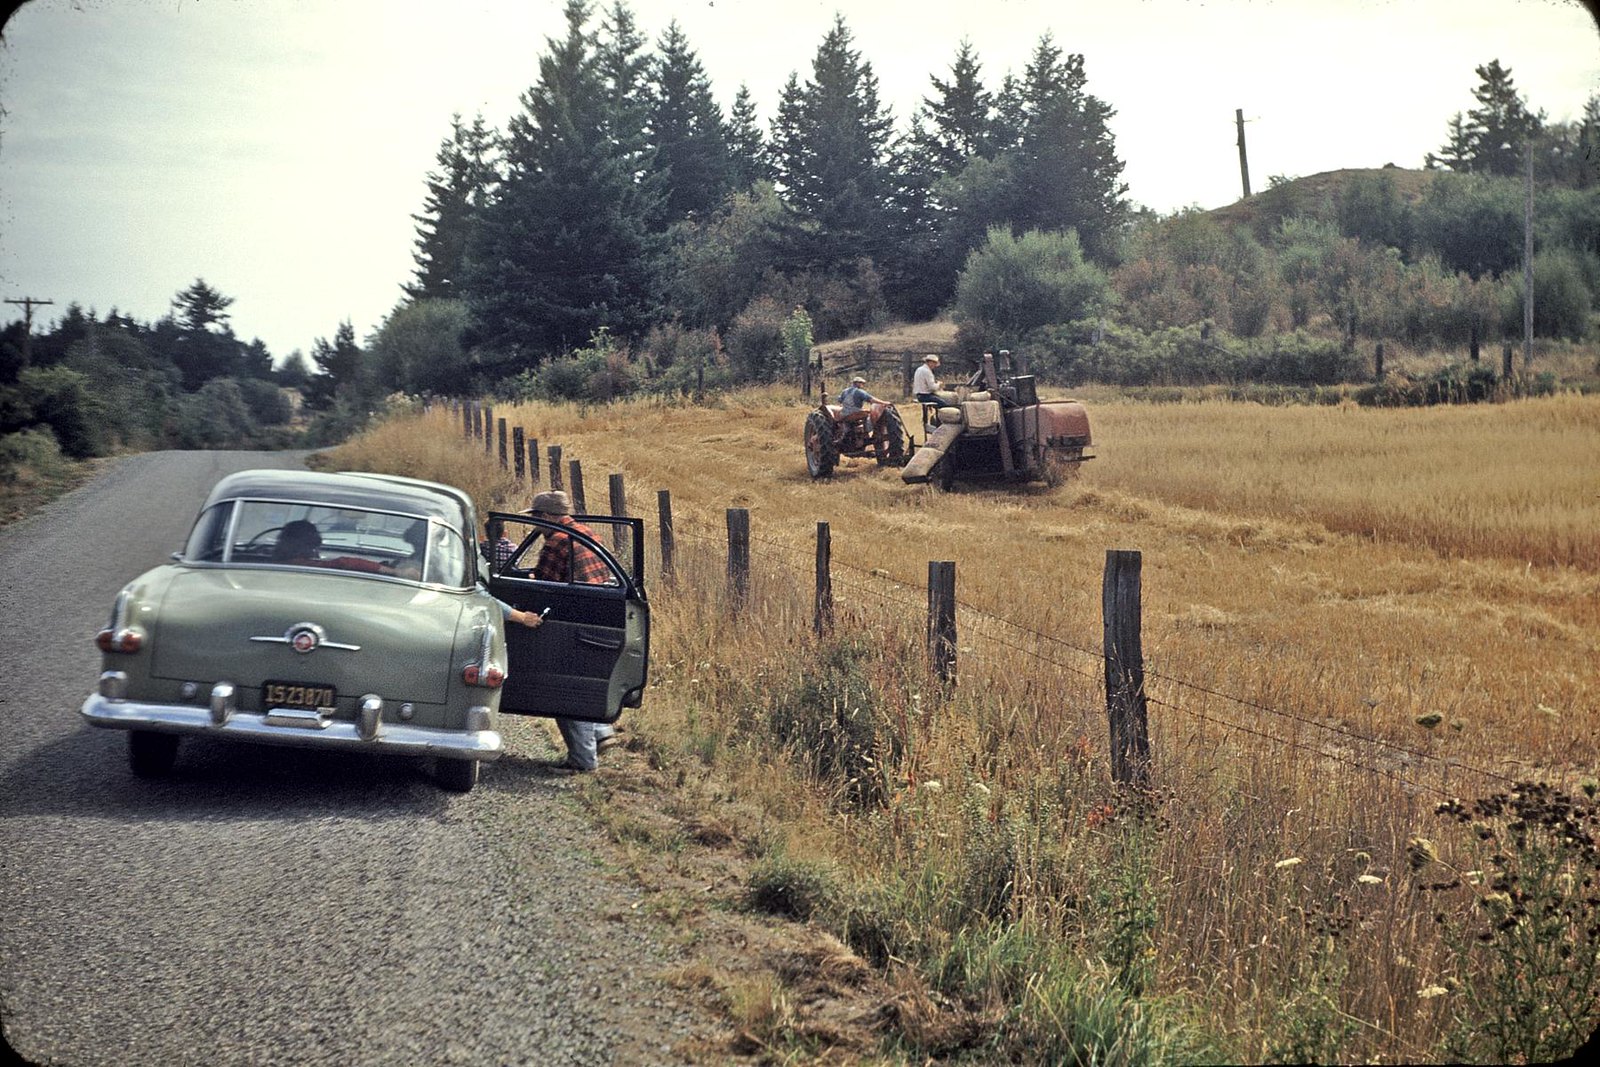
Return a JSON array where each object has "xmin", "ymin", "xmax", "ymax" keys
[{"xmin": 325, "ymin": 389, "xmax": 1599, "ymax": 1061}]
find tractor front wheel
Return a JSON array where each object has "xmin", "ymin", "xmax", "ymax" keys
[{"xmin": 804, "ymin": 411, "xmax": 838, "ymax": 478}]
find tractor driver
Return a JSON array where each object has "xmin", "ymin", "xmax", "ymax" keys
[{"xmin": 838, "ymin": 375, "xmax": 884, "ymax": 423}]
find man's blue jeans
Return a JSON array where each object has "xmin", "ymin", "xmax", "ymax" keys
[{"xmin": 556, "ymin": 718, "xmax": 616, "ymax": 771}]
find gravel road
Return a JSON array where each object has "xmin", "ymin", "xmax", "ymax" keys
[{"xmin": 0, "ymin": 451, "xmax": 720, "ymax": 1066}]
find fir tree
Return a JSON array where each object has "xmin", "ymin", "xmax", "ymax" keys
[
  {"xmin": 1008, "ymin": 36, "xmax": 1127, "ymax": 260},
  {"xmin": 464, "ymin": 0, "xmax": 661, "ymax": 362},
  {"xmin": 726, "ymin": 84, "xmax": 771, "ymax": 189},
  {"xmin": 915, "ymin": 41, "xmax": 995, "ymax": 174},
  {"xmin": 407, "ymin": 114, "xmax": 498, "ymax": 302},
  {"xmin": 649, "ymin": 20, "xmax": 734, "ymax": 221},
  {"xmin": 1465, "ymin": 59, "xmax": 1544, "ymax": 177},
  {"xmin": 767, "ymin": 16, "xmax": 899, "ymax": 269}
]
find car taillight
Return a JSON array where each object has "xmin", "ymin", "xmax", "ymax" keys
[
  {"xmin": 96, "ymin": 628, "xmax": 143, "ymax": 654},
  {"xmin": 462, "ymin": 664, "xmax": 504, "ymax": 688}
]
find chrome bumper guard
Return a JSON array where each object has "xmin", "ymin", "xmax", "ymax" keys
[{"xmin": 81, "ymin": 689, "xmax": 502, "ymax": 761}]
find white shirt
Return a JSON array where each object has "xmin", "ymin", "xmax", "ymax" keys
[{"xmin": 913, "ymin": 363, "xmax": 940, "ymax": 395}]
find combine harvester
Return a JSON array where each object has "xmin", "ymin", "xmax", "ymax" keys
[{"xmin": 902, "ymin": 352, "xmax": 1094, "ymax": 490}]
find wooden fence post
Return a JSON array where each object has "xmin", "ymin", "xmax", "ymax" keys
[
  {"xmin": 657, "ymin": 490, "xmax": 675, "ymax": 583},
  {"xmin": 1374, "ymin": 341, "xmax": 1385, "ymax": 382},
  {"xmin": 568, "ymin": 459, "xmax": 586, "ymax": 512},
  {"xmin": 928, "ymin": 560, "xmax": 956, "ymax": 684},
  {"xmin": 548, "ymin": 446, "xmax": 563, "ymax": 492},
  {"xmin": 608, "ymin": 473, "xmax": 628, "ymax": 557},
  {"xmin": 1103, "ymin": 549, "xmax": 1151, "ymax": 788},
  {"xmin": 901, "ymin": 351, "xmax": 915, "ymax": 397},
  {"xmin": 483, "ymin": 406, "xmax": 494, "ymax": 455},
  {"xmin": 528, "ymin": 437, "xmax": 540, "ymax": 484},
  {"xmin": 462, "ymin": 403, "xmax": 472, "ymax": 439},
  {"xmin": 471, "ymin": 403, "xmax": 482, "ymax": 441},
  {"xmin": 497, "ymin": 418, "xmax": 508, "ymax": 469},
  {"xmin": 1502, "ymin": 341, "xmax": 1514, "ymax": 381},
  {"xmin": 814, "ymin": 521, "xmax": 833, "ymax": 636},
  {"xmin": 512, "ymin": 427, "xmax": 525, "ymax": 481},
  {"xmin": 727, "ymin": 507, "xmax": 750, "ymax": 612}
]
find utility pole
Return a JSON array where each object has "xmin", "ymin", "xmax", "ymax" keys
[
  {"xmin": 1523, "ymin": 143, "xmax": 1534, "ymax": 373},
  {"xmin": 1236, "ymin": 108, "xmax": 1252, "ymax": 199},
  {"xmin": 4, "ymin": 296, "xmax": 54, "ymax": 366}
]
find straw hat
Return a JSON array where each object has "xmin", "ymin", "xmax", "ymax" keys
[{"xmin": 923, "ymin": 353, "xmax": 940, "ymax": 364}]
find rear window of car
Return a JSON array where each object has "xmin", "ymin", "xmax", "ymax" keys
[{"xmin": 182, "ymin": 500, "xmax": 470, "ymax": 586}]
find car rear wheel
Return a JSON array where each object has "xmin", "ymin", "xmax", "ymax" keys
[
  {"xmin": 436, "ymin": 757, "xmax": 479, "ymax": 793},
  {"xmin": 128, "ymin": 731, "xmax": 179, "ymax": 778}
]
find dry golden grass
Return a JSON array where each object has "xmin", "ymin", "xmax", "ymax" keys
[{"xmin": 325, "ymin": 388, "xmax": 1600, "ymax": 1061}]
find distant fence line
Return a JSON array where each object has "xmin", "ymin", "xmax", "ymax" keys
[{"xmin": 441, "ymin": 397, "xmax": 1517, "ymax": 798}]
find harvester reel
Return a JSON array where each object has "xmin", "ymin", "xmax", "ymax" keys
[{"xmin": 804, "ymin": 410, "xmax": 838, "ymax": 478}]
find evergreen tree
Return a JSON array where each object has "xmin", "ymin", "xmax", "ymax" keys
[
  {"xmin": 1432, "ymin": 60, "xmax": 1546, "ymax": 177},
  {"xmin": 914, "ymin": 41, "xmax": 995, "ymax": 174},
  {"xmin": 1008, "ymin": 36, "xmax": 1127, "ymax": 260},
  {"xmin": 169, "ymin": 279, "xmax": 242, "ymax": 388},
  {"xmin": 768, "ymin": 16, "xmax": 900, "ymax": 270},
  {"xmin": 1426, "ymin": 112, "xmax": 1475, "ymax": 171},
  {"xmin": 306, "ymin": 320, "xmax": 365, "ymax": 409},
  {"xmin": 1464, "ymin": 59, "xmax": 1544, "ymax": 177},
  {"xmin": 464, "ymin": 0, "xmax": 662, "ymax": 363},
  {"xmin": 407, "ymin": 114, "xmax": 499, "ymax": 302},
  {"xmin": 989, "ymin": 73, "xmax": 1027, "ymax": 153},
  {"xmin": 649, "ymin": 20, "xmax": 734, "ymax": 221},
  {"xmin": 172, "ymin": 279, "xmax": 233, "ymax": 333},
  {"xmin": 726, "ymin": 84, "xmax": 770, "ymax": 189}
]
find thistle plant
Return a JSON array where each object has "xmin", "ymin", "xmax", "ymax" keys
[{"xmin": 1426, "ymin": 782, "xmax": 1600, "ymax": 1063}]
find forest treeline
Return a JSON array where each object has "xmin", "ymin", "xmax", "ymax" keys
[{"xmin": 4, "ymin": 2, "xmax": 1598, "ymax": 475}]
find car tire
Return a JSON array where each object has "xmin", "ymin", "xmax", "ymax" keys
[
  {"xmin": 128, "ymin": 731, "xmax": 179, "ymax": 778},
  {"xmin": 436, "ymin": 757, "xmax": 479, "ymax": 793}
]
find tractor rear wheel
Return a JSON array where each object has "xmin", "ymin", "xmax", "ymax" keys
[
  {"xmin": 804, "ymin": 411, "xmax": 838, "ymax": 478},
  {"xmin": 876, "ymin": 409, "xmax": 907, "ymax": 466}
]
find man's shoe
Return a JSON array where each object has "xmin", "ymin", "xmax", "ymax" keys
[{"xmin": 596, "ymin": 736, "xmax": 621, "ymax": 754}]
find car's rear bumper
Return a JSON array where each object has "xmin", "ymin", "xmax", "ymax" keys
[{"xmin": 81, "ymin": 690, "xmax": 503, "ymax": 761}]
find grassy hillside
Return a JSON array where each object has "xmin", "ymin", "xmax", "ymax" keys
[{"xmin": 1204, "ymin": 166, "xmax": 1435, "ymax": 231}]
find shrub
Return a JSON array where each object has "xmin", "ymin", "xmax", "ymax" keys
[
  {"xmin": 504, "ymin": 330, "xmax": 639, "ymax": 404},
  {"xmin": 954, "ymin": 226, "xmax": 1110, "ymax": 351},
  {"xmin": 763, "ymin": 634, "xmax": 898, "ymax": 808},
  {"xmin": 724, "ymin": 295, "xmax": 789, "ymax": 382},
  {"xmin": 745, "ymin": 851, "xmax": 837, "ymax": 921},
  {"xmin": 1429, "ymin": 784, "xmax": 1600, "ymax": 1064},
  {"xmin": 1242, "ymin": 330, "xmax": 1364, "ymax": 385},
  {"xmin": 0, "ymin": 427, "xmax": 71, "ymax": 485},
  {"xmin": 1502, "ymin": 249, "xmax": 1593, "ymax": 341},
  {"xmin": 15, "ymin": 366, "xmax": 105, "ymax": 458}
]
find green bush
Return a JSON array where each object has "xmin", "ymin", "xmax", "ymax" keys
[
  {"xmin": 0, "ymin": 427, "xmax": 71, "ymax": 485},
  {"xmin": 1502, "ymin": 249, "xmax": 1593, "ymax": 341},
  {"xmin": 16, "ymin": 366, "xmax": 104, "ymax": 458},
  {"xmin": 764, "ymin": 634, "xmax": 898, "ymax": 808},
  {"xmin": 724, "ymin": 295, "xmax": 789, "ymax": 382},
  {"xmin": 745, "ymin": 851, "xmax": 837, "ymax": 921},
  {"xmin": 954, "ymin": 226, "xmax": 1110, "ymax": 351}
]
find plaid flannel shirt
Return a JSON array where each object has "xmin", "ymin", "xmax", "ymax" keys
[
  {"xmin": 531, "ymin": 515, "xmax": 613, "ymax": 585},
  {"xmin": 480, "ymin": 536, "xmax": 516, "ymax": 569}
]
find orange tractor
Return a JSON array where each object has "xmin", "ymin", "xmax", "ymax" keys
[{"xmin": 803, "ymin": 397, "xmax": 908, "ymax": 478}]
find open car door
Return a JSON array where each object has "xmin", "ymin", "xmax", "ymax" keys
[{"xmin": 486, "ymin": 511, "xmax": 648, "ymax": 724}]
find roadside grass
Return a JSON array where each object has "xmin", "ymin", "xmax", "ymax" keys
[{"xmin": 322, "ymin": 390, "xmax": 1600, "ymax": 1062}]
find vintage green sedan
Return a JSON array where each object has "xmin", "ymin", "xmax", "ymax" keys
[{"xmin": 81, "ymin": 469, "xmax": 649, "ymax": 793}]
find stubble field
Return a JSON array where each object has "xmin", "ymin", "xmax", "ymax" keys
[{"xmin": 327, "ymin": 388, "xmax": 1599, "ymax": 1062}]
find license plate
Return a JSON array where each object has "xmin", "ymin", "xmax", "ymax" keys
[{"xmin": 262, "ymin": 681, "xmax": 337, "ymax": 711}]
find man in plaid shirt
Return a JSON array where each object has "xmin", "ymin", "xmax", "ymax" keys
[
  {"xmin": 524, "ymin": 489, "xmax": 619, "ymax": 772},
  {"xmin": 527, "ymin": 492, "xmax": 613, "ymax": 585}
]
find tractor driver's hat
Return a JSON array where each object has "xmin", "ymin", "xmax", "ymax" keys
[
  {"xmin": 527, "ymin": 490, "xmax": 572, "ymax": 516},
  {"xmin": 923, "ymin": 354, "xmax": 940, "ymax": 364},
  {"xmin": 852, "ymin": 375, "xmax": 866, "ymax": 384}
]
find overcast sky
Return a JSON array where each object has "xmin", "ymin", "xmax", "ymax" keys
[{"xmin": 1, "ymin": 0, "xmax": 1596, "ymax": 363}]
